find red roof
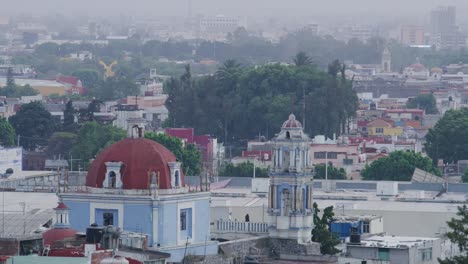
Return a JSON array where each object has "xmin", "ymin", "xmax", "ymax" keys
[
  {"xmin": 56, "ymin": 76, "xmax": 80, "ymax": 87},
  {"xmin": 55, "ymin": 202, "xmax": 69, "ymax": 210},
  {"xmin": 166, "ymin": 128, "xmax": 195, "ymax": 143},
  {"xmin": 86, "ymin": 138, "xmax": 183, "ymax": 190},
  {"xmin": 43, "ymin": 228, "xmax": 77, "ymax": 247}
]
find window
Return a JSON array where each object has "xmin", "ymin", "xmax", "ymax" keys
[
  {"xmin": 327, "ymin": 152, "xmax": 338, "ymax": 159},
  {"xmin": 103, "ymin": 212, "xmax": 114, "ymax": 226},
  {"xmin": 180, "ymin": 211, "xmax": 187, "ymax": 231},
  {"xmin": 180, "ymin": 208, "xmax": 192, "ymax": 239},
  {"xmin": 375, "ymin": 127, "xmax": 384, "ymax": 133},
  {"xmin": 343, "ymin": 159, "xmax": 353, "ymax": 165},
  {"xmin": 314, "ymin": 152, "xmax": 326, "ymax": 159},
  {"xmin": 108, "ymin": 171, "xmax": 116, "ymax": 188},
  {"xmin": 420, "ymin": 248, "xmax": 432, "ymax": 261},
  {"xmin": 378, "ymin": 248, "xmax": 390, "ymax": 261},
  {"xmin": 362, "ymin": 221, "xmax": 370, "ymax": 233}
]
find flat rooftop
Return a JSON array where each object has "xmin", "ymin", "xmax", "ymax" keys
[
  {"xmin": 353, "ymin": 235, "xmax": 439, "ymax": 248},
  {"xmin": 211, "ymin": 187, "xmax": 466, "ymax": 213}
]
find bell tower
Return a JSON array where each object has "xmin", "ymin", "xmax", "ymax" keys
[
  {"xmin": 268, "ymin": 114, "xmax": 314, "ymax": 244},
  {"xmin": 381, "ymin": 47, "xmax": 392, "ymax": 73}
]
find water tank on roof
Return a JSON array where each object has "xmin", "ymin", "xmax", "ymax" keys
[{"xmin": 86, "ymin": 225, "xmax": 104, "ymax": 244}]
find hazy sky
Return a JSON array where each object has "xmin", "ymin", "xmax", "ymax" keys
[{"xmin": 3, "ymin": 0, "xmax": 468, "ymax": 19}]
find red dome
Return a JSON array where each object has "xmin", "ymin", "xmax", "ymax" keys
[
  {"xmin": 43, "ymin": 228, "xmax": 77, "ymax": 246},
  {"xmin": 282, "ymin": 114, "xmax": 302, "ymax": 129},
  {"xmin": 85, "ymin": 138, "xmax": 184, "ymax": 190}
]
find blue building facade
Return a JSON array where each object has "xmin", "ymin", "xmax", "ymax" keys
[{"xmin": 60, "ymin": 120, "xmax": 217, "ymax": 262}]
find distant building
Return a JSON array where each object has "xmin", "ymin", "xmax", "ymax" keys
[
  {"xmin": 430, "ymin": 6, "xmax": 465, "ymax": 49},
  {"xmin": 199, "ymin": 15, "xmax": 245, "ymax": 34},
  {"xmin": 0, "ymin": 147, "xmax": 22, "ymax": 177},
  {"xmin": 400, "ymin": 25, "xmax": 426, "ymax": 46},
  {"xmin": 347, "ymin": 235, "xmax": 451, "ymax": 264},
  {"xmin": 331, "ymin": 215, "xmax": 383, "ymax": 240}
]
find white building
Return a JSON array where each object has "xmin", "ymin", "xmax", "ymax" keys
[
  {"xmin": 268, "ymin": 114, "xmax": 314, "ymax": 244},
  {"xmin": 347, "ymin": 235, "xmax": 457, "ymax": 264},
  {"xmin": 0, "ymin": 147, "xmax": 22, "ymax": 177}
]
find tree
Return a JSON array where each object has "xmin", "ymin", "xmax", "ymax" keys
[
  {"xmin": 9, "ymin": 101, "xmax": 57, "ymax": 149},
  {"xmin": 407, "ymin": 94, "xmax": 438, "ymax": 114},
  {"xmin": 463, "ymin": 169, "xmax": 468, "ymax": 183},
  {"xmin": 314, "ymin": 163, "xmax": 347, "ymax": 180},
  {"xmin": 6, "ymin": 67, "xmax": 14, "ymax": 88},
  {"xmin": 71, "ymin": 69, "xmax": 100, "ymax": 89},
  {"xmin": 438, "ymin": 205, "xmax": 468, "ymax": 264},
  {"xmin": 312, "ymin": 202, "xmax": 340, "ymax": 255},
  {"xmin": 0, "ymin": 117, "xmax": 15, "ymax": 147},
  {"xmin": 71, "ymin": 122, "xmax": 126, "ymax": 168},
  {"xmin": 361, "ymin": 151, "xmax": 440, "ymax": 181},
  {"xmin": 219, "ymin": 162, "xmax": 268, "ymax": 178},
  {"xmin": 90, "ymin": 77, "xmax": 139, "ymax": 101},
  {"xmin": 426, "ymin": 108, "xmax": 468, "ymax": 164},
  {"xmin": 46, "ymin": 132, "xmax": 77, "ymax": 160},
  {"xmin": 293, "ymin": 51, "xmax": 314, "ymax": 66},
  {"xmin": 62, "ymin": 100, "xmax": 77, "ymax": 133},
  {"xmin": 145, "ymin": 132, "xmax": 201, "ymax": 175}
]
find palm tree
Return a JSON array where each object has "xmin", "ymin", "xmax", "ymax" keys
[
  {"xmin": 215, "ymin": 59, "xmax": 241, "ymax": 83},
  {"xmin": 293, "ymin": 51, "xmax": 314, "ymax": 67}
]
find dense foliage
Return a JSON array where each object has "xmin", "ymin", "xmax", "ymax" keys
[
  {"xmin": 314, "ymin": 164, "xmax": 347, "ymax": 180},
  {"xmin": 0, "ymin": 117, "xmax": 15, "ymax": 147},
  {"xmin": 144, "ymin": 132, "xmax": 201, "ymax": 176},
  {"xmin": 361, "ymin": 151, "xmax": 440, "ymax": 181},
  {"xmin": 425, "ymin": 108, "xmax": 468, "ymax": 164},
  {"xmin": 312, "ymin": 202, "xmax": 340, "ymax": 255},
  {"xmin": 46, "ymin": 132, "xmax": 78, "ymax": 161},
  {"xmin": 166, "ymin": 59, "xmax": 358, "ymax": 142},
  {"xmin": 463, "ymin": 169, "xmax": 468, "ymax": 183},
  {"xmin": 406, "ymin": 94, "xmax": 438, "ymax": 114},
  {"xmin": 438, "ymin": 205, "xmax": 468, "ymax": 264},
  {"xmin": 71, "ymin": 122, "xmax": 126, "ymax": 169},
  {"xmin": 219, "ymin": 162, "xmax": 269, "ymax": 178},
  {"xmin": 9, "ymin": 101, "xmax": 58, "ymax": 150}
]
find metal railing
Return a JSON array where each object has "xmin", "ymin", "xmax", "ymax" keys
[{"xmin": 214, "ymin": 220, "xmax": 268, "ymax": 234}]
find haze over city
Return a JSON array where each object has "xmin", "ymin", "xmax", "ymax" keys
[{"xmin": 0, "ymin": 0, "xmax": 468, "ymax": 264}]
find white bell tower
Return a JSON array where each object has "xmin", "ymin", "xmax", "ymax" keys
[{"xmin": 268, "ymin": 114, "xmax": 314, "ymax": 244}]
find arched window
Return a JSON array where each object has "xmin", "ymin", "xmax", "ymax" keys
[
  {"xmin": 108, "ymin": 171, "xmax": 116, "ymax": 188},
  {"xmin": 286, "ymin": 131, "xmax": 290, "ymax": 139},
  {"xmin": 175, "ymin": 170, "xmax": 180, "ymax": 187}
]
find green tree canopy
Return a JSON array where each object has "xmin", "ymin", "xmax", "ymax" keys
[
  {"xmin": 62, "ymin": 100, "xmax": 77, "ymax": 133},
  {"xmin": 0, "ymin": 117, "xmax": 15, "ymax": 147},
  {"xmin": 314, "ymin": 163, "xmax": 347, "ymax": 180},
  {"xmin": 438, "ymin": 205, "xmax": 468, "ymax": 264},
  {"xmin": 407, "ymin": 94, "xmax": 438, "ymax": 114},
  {"xmin": 219, "ymin": 162, "xmax": 268, "ymax": 178},
  {"xmin": 166, "ymin": 60, "xmax": 357, "ymax": 142},
  {"xmin": 463, "ymin": 169, "xmax": 468, "ymax": 183},
  {"xmin": 89, "ymin": 77, "xmax": 139, "ymax": 101},
  {"xmin": 425, "ymin": 108, "xmax": 468, "ymax": 164},
  {"xmin": 293, "ymin": 51, "xmax": 314, "ymax": 66},
  {"xmin": 361, "ymin": 151, "xmax": 440, "ymax": 181},
  {"xmin": 46, "ymin": 132, "xmax": 77, "ymax": 160},
  {"xmin": 312, "ymin": 202, "xmax": 340, "ymax": 255},
  {"xmin": 71, "ymin": 122, "xmax": 126, "ymax": 168},
  {"xmin": 145, "ymin": 132, "xmax": 201, "ymax": 176},
  {"xmin": 9, "ymin": 101, "xmax": 57, "ymax": 149}
]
